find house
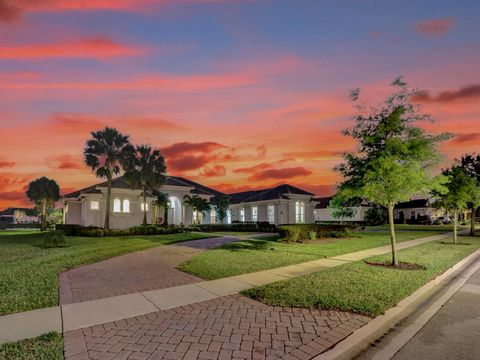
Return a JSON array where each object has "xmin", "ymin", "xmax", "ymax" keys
[
  {"xmin": 393, "ymin": 198, "xmax": 443, "ymax": 222},
  {"xmin": 62, "ymin": 176, "xmax": 317, "ymax": 229},
  {"xmin": 313, "ymin": 196, "xmax": 371, "ymax": 222},
  {"xmin": 0, "ymin": 208, "xmax": 38, "ymax": 224}
]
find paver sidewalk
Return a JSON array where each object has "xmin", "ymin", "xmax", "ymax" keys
[{"xmin": 0, "ymin": 231, "xmax": 453, "ymax": 345}]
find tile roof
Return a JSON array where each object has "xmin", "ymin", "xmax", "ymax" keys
[
  {"xmin": 228, "ymin": 184, "xmax": 314, "ymax": 204},
  {"xmin": 313, "ymin": 196, "xmax": 333, "ymax": 209}
]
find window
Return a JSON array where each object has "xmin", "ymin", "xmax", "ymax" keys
[
  {"xmin": 210, "ymin": 209, "xmax": 216, "ymax": 224},
  {"xmin": 240, "ymin": 208, "xmax": 245, "ymax": 222},
  {"xmin": 268, "ymin": 205, "xmax": 275, "ymax": 224},
  {"xmin": 411, "ymin": 211, "xmax": 415, "ymax": 219},
  {"xmin": 141, "ymin": 203, "xmax": 149, "ymax": 211},
  {"xmin": 113, "ymin": 199, "xmax": 121, "ymax": 213},
  {"xmin": 251, "ymin": 206, "xmax": 258, "ymax": 222},
  {"xmin": 295, "ymin": 201, "xmax": 305, "ymax": 223},
  {"xmin": 123, "ymin": 199, "xmax": 130, "ymax": 213},
  {"xmin": 90, "ymin": 200, "xmax": 99, "ymax": 210},
  {"xmin": 226, "ymin": 209, "xmax": 232, "ymax": 224}
]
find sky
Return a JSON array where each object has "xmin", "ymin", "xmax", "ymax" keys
[{"xmin": 0, "ymin": 0, "xmax": 479, "ymax": 209}]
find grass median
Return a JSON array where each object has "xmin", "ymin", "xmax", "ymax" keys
[
  {"xmin": 0, "ymin": 332, "xmax": 63, "ymax": 360},
  {"xmin": 243, "ymin": 235, "xmax": 480, "ymax": 317},
  {"xmin": 179, "ymin": 230, "xmax": 445, "ymax": 280},
  {"xmin": 0, "ymin": 230, "xmax": 213, "ymax": 315}
]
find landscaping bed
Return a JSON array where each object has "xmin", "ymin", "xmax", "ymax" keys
[
  {"xmin": 243, "ymin": 235, "xmax": 480, "ymax": 317},
  {"xmin": 179, "ymin": 230, "xmax": 444, "ymax": 280},
  {"xmin": 0, "ymin": 230, "xmax": 213, "ymax": 315},
  {"xmin": 0, "ymin": 332, "xmax": 63, "ymax": 360}
]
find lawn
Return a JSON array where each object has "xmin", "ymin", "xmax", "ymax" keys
[
  {"xmin": 243, "ymin": 235, "xmax": 480, "ymax": 317},
  {"xmin": 364, "ymin": 224, "xmax": 467, "ymax": 232},
  {"xmin": 179, "ymin": 230, "xmax": 446, "ymax": 280},
  {"xmin": 0, "ymin": 332, "xmax": 63, "ymax": 360},
  {"xmin": 0, "ymin": 230, "xmax": 213, "ymax": 315}
]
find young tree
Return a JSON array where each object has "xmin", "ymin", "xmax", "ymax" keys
[
  {"xmin": 329, "ymin": 194, "xmax": 359, "ymax": 223},
  {"xmin": 124, "ymin": 145, "xmax": 166, "ymax": 226},
  {"xmin": 84, "ymin": 127, "xmax": 131, "ymax": 230},
  {"xmin": 153, "ymin": 191, "xmax": 170, "ymax": 225},
  {"xmin": 213, "ymin": 195, "xmax": 230, "ymax": 224},
  {"xmin": 458, "ymin": 153, "xmax": 480, "ymax": 235},
  {"xmin": 183, "ymin": 194, "xmax": 211, "ymax": 224},
  {"xmin": 26, "ymin": 177, "xmax": 60, "ymax": 231},
  {"xmin": 336, "ymin": 79, "xmax": 450, "ymax": 265},
  {"xmin": 434, "ymin": 166, "xmax": 480, "ymax": 243}
]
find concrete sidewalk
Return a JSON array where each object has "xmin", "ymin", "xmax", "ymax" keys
[{"xmin": 0, "ymin": 231, "xmax": 453, "ymax": 345}]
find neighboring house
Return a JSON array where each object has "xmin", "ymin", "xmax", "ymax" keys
[
  {"xmin": 62, "ymin": 177, "xmax": 317, "ymax": 229},
  {"xmin": 0, "ymin": 208, "xmax": 38, "ymax": 224},
  {"xmin": 313, "ymin": 196, "xmax": 371, "ymax": 222},
  {"xmin": 228, "ymin": 184, "xmax": 317, "ymax": 225},
  {"xmin": 394, "ymin": 198, "xmax": 444, "ymax": 222}
]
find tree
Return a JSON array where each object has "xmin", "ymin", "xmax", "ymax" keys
[
  {"xmin": 84, "ymin": 127, "xmax": 131, "ymax": 230},
  {"xmin": 329, "ymin": 194, "xmax": 359, "ymax": 223},
  {"xmin": 213, "ymin": 195, "xmax": 230, "ymax": 224},
  {"xmin": 153, "ymin": 191, "xmax": 170, "ymax": 226},
  {"xmin": 336, "ymin": 79, "xmax": 450, "ymax": 265},
  {"xmin": 124, "ymin": 145, "xmax": 166, "ymax": 225},
  {"xmin": 183, "ymin": 194, "xmax": 211, "ymax": 224},
  {"xmin": 434, "ymin": 166, "xmax": 480, "ymax": 244},
  {"xmin": 458, "ymin": 153, "xmax": 480, "ymax": 235},
  {"xmin": 26, "ymin": 177, "xmax": 60, "ymax": 231}
]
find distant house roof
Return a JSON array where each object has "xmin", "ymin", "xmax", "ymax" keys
[
  {"xmin": 313, "ymin": 196, "xmax": 333, "ymax": 209},
  {"xmin": 0, "ymin": 207, "xmax": 33, "ymax": 216},
  {"xmin": 228, "ymin": 184, "xmax": 314, "ymax": 204},
  {"xmin": 62, "ymin": 175, "xmax": 219, "ymax": 199},
  {"xmin": 395, "ymin": 199, "xmax": 431, "ymax": 209}
]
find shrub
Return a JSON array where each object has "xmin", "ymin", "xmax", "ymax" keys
[
  {"xmin": 43, "ymin": 230, "xmax": 68, "ymax": 248},
  {"xmin": 307, "ymin": 230, "xmax": 317, "ymax": 241},
  {"xmin": 56, "ymin": 224, "xmax": 184, "ymax": 237},
  {"xmin": 279, "ymin": 224, "xmax": 356, "ymax": 242},
  {"xmin": 56, "ymin": 224, "xmax": 82, "ymax": 236},
  {"xmin": 189, "ymin": 223, "xmax": 277, "ymax": 233}
]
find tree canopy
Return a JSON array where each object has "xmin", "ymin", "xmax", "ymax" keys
[{"xmin": 26, "ymin": 177, "xmax": 60, "ymax": 231}]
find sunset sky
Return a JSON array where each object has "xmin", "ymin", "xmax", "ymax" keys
[{"xmin": 0, "ymin": 0, "xmax": 479, "ymax": 208}]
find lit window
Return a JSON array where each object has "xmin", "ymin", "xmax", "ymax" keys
[
  {"xmin": 251, "ymin": 206, "xmax": 258, "ymax": 222},
  {"xmin": 226, "ymin": 209, "xmax": 232, "ymax": 224},
  {"xmin": 210, "ymin": 209, "xmax": 216, "ymax": 224},
  {"xmin": 123, "ymin": 199, "xmax": 130, "ymax": 213},
  {"xmin": 90, "ymin": 200, "xmax": 100, "ymax": 210},
  {"xmin": 240, "ymin": 208, "xmax": 245, "ymax": 222},
  {"xmin": 113, "ymin": 199, "xmax": 121, "ymax": 213},
  {"xmin": 141, "ymin": 203, "xmax": 149, "ymax": 211},
  {"xmin": 295, "ymin": 201, "xmax": 305, "ymax": 223},
  {"xmin": 268, "ymin": 205, "xmax": 275, "ymax": 224}
]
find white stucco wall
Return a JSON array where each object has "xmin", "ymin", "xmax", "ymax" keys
[{"xmin": 314, "ymin": 207, "xmax": 369, "ymax": 222}]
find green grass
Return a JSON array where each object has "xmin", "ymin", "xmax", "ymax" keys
[
  {"xmin": 243, "ymin": 235, "xmax": 480, "ymax": 317},
  {"xmin": 0, "ymin": 230, "xmax": 213, "ymax": 315},
  {"xmin": 365, "ymin": 224, "xmax": 466, "ymax": 232},
  {"xmin": 179, "ymin": 230, "xmax": 445, "ymax": 280},
  {"xmin": 0, "ymin": 332, "xmax": 63, "ymax": 360}
]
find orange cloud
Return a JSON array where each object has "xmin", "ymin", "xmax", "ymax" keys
[
  {"xmin": 416, "ymin": 18, "xmax": 455, "ymax": 37},
  {"xmin": 0, "ymin": 161, "xmax": 15, "ymax": 168},
  {"xmin": 199, "ymin": 165, "xmax": 226, "ymax": 178},
  {"xmin": 414, "ymin": 84, "xmax": 480, "ymax": 104},
  {"xmin": 248, "ymin": 166, "xmax": 313, "ymax": 181},
  {"xmin": 0, "ymin": 37, "xmax": 145, "ymax": 60}
]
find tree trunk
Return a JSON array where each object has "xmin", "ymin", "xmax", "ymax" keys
[
  {"xmin": 41, "ymin": 199, "xmax": 47, "ymax": 231},
  {"xmin": 470, "ymin": 206, "xmax": 476, "ymax": 236},
  {"xmin": 164, "ymin": 205, "xmax": 169, "ymax": 226},
  {"xmin": 142, "ymin": 192, "xmax": 147, "ymax": 226},
  {"xmin": 104, "ymin": 175, "xmax": 112, "ymax": 230},
  {"xmin": 453, "ymin": 208, "xmax": 458, "ymax": 244},
  {"xmin": 388, "ymin": 205, "xmax": 398, "ymax": 266}
]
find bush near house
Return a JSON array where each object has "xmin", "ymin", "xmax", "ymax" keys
[
  {"xmin": 56, "ymin": 224, "xmax": 185, "ymax": 237},
  {"xmin": 187, "ymin": 222, "xmax": 277, "ymax": 233},
  {"xmin": 279, "ymin": 224, "xmax": 356, "ymax": 242}
]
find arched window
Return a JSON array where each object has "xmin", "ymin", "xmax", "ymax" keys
[
  {"xmin": 113, "ymin": 199, "xmax": 121, "ymax": 213},
  {"xmin": 295, "ymin": 201, "xmax": 305, "ymax": 223},
  {"xmin": 123, "ymin": 199, "xmax": 130, "ymax": 213}
]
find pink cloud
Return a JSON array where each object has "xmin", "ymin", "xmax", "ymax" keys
[{"xmin": 416, "ymin": 18, "xmax": 455, "ymax": 37}]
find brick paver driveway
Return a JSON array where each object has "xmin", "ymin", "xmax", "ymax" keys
[
  {"xmin": 64, "ymin": 295, "xmax": 370, "ymax": 360},
  {"xmin": 60, "ymin": 236, "xmax": 243, "ymax": 304}
]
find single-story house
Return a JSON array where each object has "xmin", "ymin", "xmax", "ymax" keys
[
  {"xmin": 0, "ymin": 208, "xmax": 38, "ymax": 224},
  {"xmin": 393, "ymin": 198, "xmax": 443, "ymax": 222},
  {"xmin": 62, "ymin": 176, "xmax": 317, "ymax": 229},
  {"xmin": 313, "ymin": 196, "xmax": 371, "ymax": 222}
]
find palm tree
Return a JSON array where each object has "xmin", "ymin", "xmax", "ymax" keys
[
  {"xmin": 153, "ymin": 191, "xmax": 170, "ymax": 225},
  {"xmin": 124, "ymin": 145, "xmax": 166, "ymax": 225},
  {"xmin": 26, "ymin": 177, "xmax": 60, "ymax": 231},
  {"xmin": 183, "ymin": 194, "xmax": 211, "ymax": 224},
  {"xmin": 84, "ymin": 127, "xmax": 131, "ymax": 230}
]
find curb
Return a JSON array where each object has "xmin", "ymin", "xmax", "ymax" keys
[{"xmin": 312, "ymin": 248, "xmax": 480, "ymax": 360}]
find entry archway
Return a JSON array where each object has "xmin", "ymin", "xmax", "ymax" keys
[{"xmin": 168, "ymin": 196, "xmax": 182, "ymax": 225}]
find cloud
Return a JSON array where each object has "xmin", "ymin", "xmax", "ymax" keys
[
  {"xmin": 0, "ymin": 161, "xmax": 15, "ymax": 168},
  {"xmin": 248, "ymin": 166, "xmax": 312, "ymax": 181},
  {"xmin": 49, "ymin": 154, "xmax": 85, "ymax": 170},
  {"xmin": 0, "ymin": 173, "xmax": 31, "ymax": 208},
  {"xmin": 416, "ymin": 18, "xmax": 454, "ymax": 37},
  {"xmin": 199, "ymin": 165, "xmax": 226, "ymax": 178},
  {"xmin": 0, "ymin": 37, "xmax": 145, "ymax": 60},
  {"xmin": 450, "ymin": 132, "xmax": 480, "ymax": 145},
  {"xmin": 414, "ymin": 84, "xmax": 480, "ymax": 104},
  {"xmin": 233, "ymin": 163, "xmax": 272, "ymax": 174}
]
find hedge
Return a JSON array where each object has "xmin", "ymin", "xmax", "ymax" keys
[
  {"xmin": 279, "ymin": 224, "xmax": 356, "ymax": 242},
  {"xmin": 186, "ymin": 222, "xmax": 277, "ymax": 233},
  {"xmin": 56, "ymin": 224, "xmax": 184, "ymax": 237}
]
